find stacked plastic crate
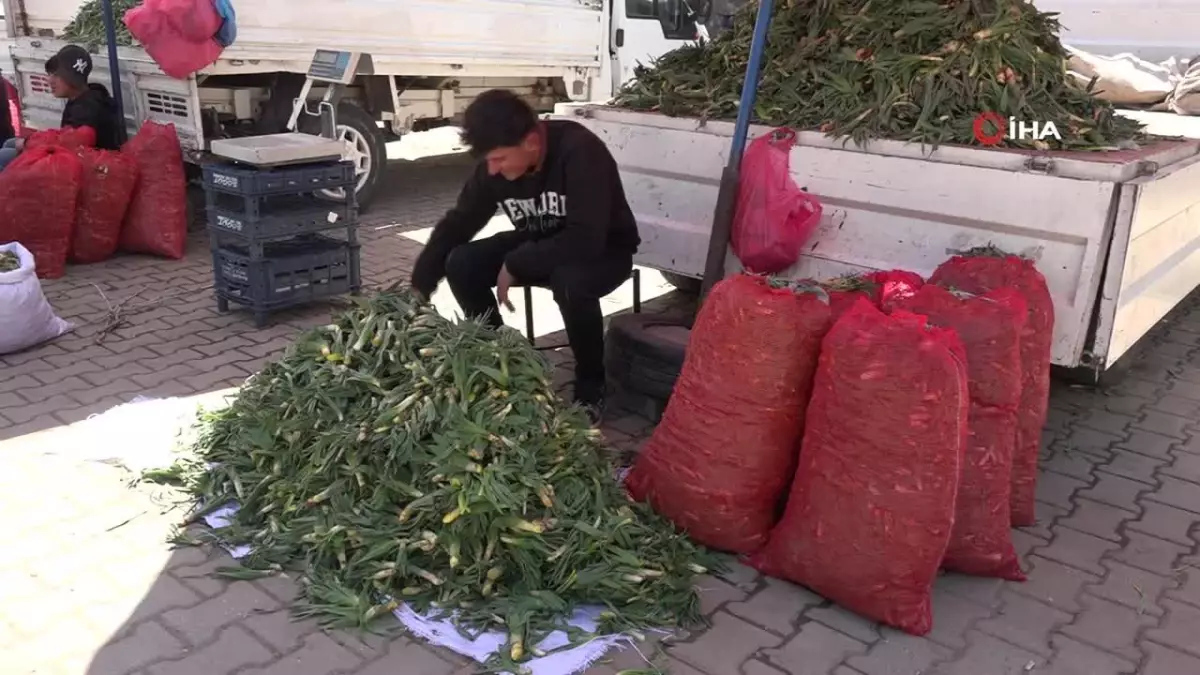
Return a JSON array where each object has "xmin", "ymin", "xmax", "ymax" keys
[{"xmin": 202, "ymin": 160, "xmax": 362, "ymax": 327}]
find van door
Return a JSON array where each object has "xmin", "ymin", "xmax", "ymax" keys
[{"xmin": 610, "ymin": 0, "xmax": 707, "ymax": 92}]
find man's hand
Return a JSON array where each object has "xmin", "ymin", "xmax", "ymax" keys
[{"xmin": 496, "ymin": 265, "xmax": 516, "ymax": 312}]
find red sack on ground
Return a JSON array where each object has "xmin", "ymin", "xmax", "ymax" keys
[
  {"xmin": 625, "ymin": 274, "xmax": 832, "ymax": 554},
  {"xmin": 120, "ymin": 121, "xmax": 187, "ymax": 259},
  {"xmin": 125, "ymin": 2, "xmax": 224, "ymax": 79},
  {"xmin": 889, "ymin": 285, "xmax": 1028, "ymax": 580},
  {"xmin": 731, "ymin": 129, "xmax": 822, "ymax": 274},
  {"xmin": 72, "ymin": 148, "xmax": 140, "ymax": 263},
  {"xmin": 0, "ymin": 145, "xmax": 83, "ymax": 279},
  {"xmin": 823, "ymin": 270, "xmax": 924, "ymax": 319},
  {"xmin": 25, "ymin": 125, "xmax": 96, "ymax": 150},
  {"xmin": 749, "ymin": 299, "xmax": 968, "ymax": 635},
  {"xmin": 930, "ymin": 250, "xmax": 1054, "ymax": 527}
]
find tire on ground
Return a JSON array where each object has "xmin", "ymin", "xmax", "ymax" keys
[
  {"xmin": 300, "ymin": 102, "xmax": 388, "ymax": 210},
  {"xmin": 605, "ymin": 313, "xmax": 691, "ymax": 402},
  {"xmin": 661, "ymin": 271, "xmax": 702, "ymax": 295}
]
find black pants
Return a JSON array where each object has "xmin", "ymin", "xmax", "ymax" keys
[{"xmin": 444, "ymin": 231, "xmax": 633, "ymax": 394}]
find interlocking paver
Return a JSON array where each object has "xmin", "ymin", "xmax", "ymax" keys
[
  {"xmin": 1040, "ymin": 634, "xmax": 1137, "ymax": 675},
  {"xmin": 1143, "ymin": 598, "xmax": 1200, "ymax": 658},
  {"xmin": 1149, "ymin": 475, "xmax": 1200, "ymax": 514},
  {"xmin": 924, "ymin": 586, "xmax": 995, "ymax": 650},
  {"xmin": 928, "ymin": 630, "xmax": 1045, "ymax": 675},
  {"xmin": 763, "ymin": 621, "xmax": 866, "ymax": 675},
  {"xmin": 1100, "ymin": 449, "xmax": 1166, "ymax": 485},
  {"xmin": 670, "ymin": 612, "xmax": 783, "ymax": 675},
  {"xmin": 160, "ymin": 580, "xmax": 281, "ymax": 645},
  {"xmin": 1109, "ymin": 530, "xmax": 1190, "ymax": 576},
  {"xmin": 1077, "ymin": 472, "xmax": 1147, "ymax": 512},
  {"xmin": 1059, "ymin": 594, "xmax": 1155, "ymax": 661},
  {"xmin": 727, "ymin": 577, "xmax": 823, "ymax": 635},
  {"xmin": 145, "ymin": 625, "xmax": 275, "ymax": 675},
  {"xmin": 1142, "ymin": 640, "xmax": 1200, "ymax": 675},
  {"xmin": 1086, "ymin": 560, "xmax": 1174, "ymax": 616},
  {"xmin": 845, "ymin": 627, "xmax": 952, "ymax": 675},
  {"xmin": 1120, "ymin": 429, "xmax": 1179, "ymax": 460},
  {"xmin": 1033, "ymin": 526, "xmax": 1120, "ymax": 576},
  {"xmin": 1057, "ymin": 498, "xmax": 1136, "ymax": 542},
  {"xmin": 237, "ymin": 633, "xmax": 363, "ymax": 675},
  {"xmin": 694, "ymin": 574, "xmax": 749, "ymax": 616},
  {"xmin": 1135, "ymin": 410, "xmax": 1193, "ymax": 439},
  {"xmin": 1034, "ymin": 472, "xmax": 1089, "ymax": 512},
  {"xmin": 975, "ymin": 590, "xmax": 1072, "ymax": 656},
  {"xmin": 351, "ymin": 639, "xmax": 457, "ymax": 675},
  {"xmin": 1127, "ymin": 499, "xmax": 1200, "ymax": 546},
  {"xmin": 87, "ymin": 620, "xmax": 187, "ymax": 675}
]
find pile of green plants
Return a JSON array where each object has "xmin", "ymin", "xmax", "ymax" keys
[
  {"xmin": 614, "ymin": 0, "xmax": 1144, "ymax": 149},
  {"xmin": 61, "ymin": 0, "xmax": 139, "ymax": 47},
  {"xmin": 148, "ymin": 291, "xmax": 717, "ymax": 673}
]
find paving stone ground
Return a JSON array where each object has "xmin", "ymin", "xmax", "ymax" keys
[{"xmin": 3, "ymin": 139, "xmax": 1200, "ymax": 674}]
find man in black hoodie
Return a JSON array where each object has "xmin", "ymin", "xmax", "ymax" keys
[
  {"xmin": 410, "ymin": 89, "xmax": 640, "ymax": 423},
  {"xmin": 0, "ymin": 44, "xmax": 121, "ymax": 171}
]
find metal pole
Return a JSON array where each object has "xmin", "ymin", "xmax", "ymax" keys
[
  {"xmin": 698, "ymin": 0, "xmax": 775, "ymax": 300},
  {"xmin": 99, "ymin": 0, "xmax": 128, "ymax": 144}
]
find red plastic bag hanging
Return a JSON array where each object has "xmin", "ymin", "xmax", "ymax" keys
[
  {"xmin": 120, "ymin": 121, "xmax": 188, "ymax": 259},
  {"xmin": 124, "ymin": 1, "xmax": 224, "ymax": 79},
  {"xmin": 0, "ymin": 145, "xmax": 83, "ymax": 278},
  {"xmin": 889, "ymin": 285, "xmax": 1028, "ymax": 581},
  {"xmin": 731, "ymin": 129, "xmax": 823, "ymax": 274},
  {"xmin": 72, "ymin": 148, "xmax": 140, "ymax": 264},
  {"xmin": 25, "ymin": 125, "xmax": 96, "ymax": 151},
  {"xmin": 625, "ymin": 274, "xmax": 832, "ymax": 554},
  {"xmin": 749, "ymin": 300, "xmax": 968, "ymax": 636},
  {"xmin": 156, "ymin": 0, "xmax": 223, "ymax": 42},
  {"xmin": 930, "ymin": 250, "xmax": 1054, "ymax": 528},
  {"xmin": 3, "ymin": 77, "xmax": 20, "ymax": 138}
]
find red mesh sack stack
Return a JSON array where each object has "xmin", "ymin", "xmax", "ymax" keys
[
  {"xmin": 625, "ymin": 274, "xmax": 833, "ymax": 554},
  {"xmin": 930, "ymin": 250, "xmax": 1054, "ymax": 527},
  {"xmin": 120, "ymin": 121, "xmax": 188, "ymax": 259},
  {"xmin": 822, "ymin": 270, "xmax": 924, "ymax": 319},
  {"xmin": 25, "ymin": 126, "xmax": 96, "ymax": 151},
  {"xmin": 72, "ymin": 149, "xmax": 140, "ymax": 263},
  {"xmin": 0, "ymin": 145, "xmax": 83, "ymax": 278},
  {"xmin": 749, "ymin": 299, "xmax": 968, "ymax": 635},
  {"xmin": 889, "ymin": 285, "xmax": 1028, "ymax": 580}
]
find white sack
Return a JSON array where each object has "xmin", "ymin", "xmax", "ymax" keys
[
  {"xmin": 1065, "ymin": 45, "xmax": 1178, "ymax": 106},
  {"xmin": 0, "ymin": 242, "xmax": 72, "ymax": 354},
  {"xmin": 1168, "ymin": 57, "xmax": 1200, "ymax": 115}
]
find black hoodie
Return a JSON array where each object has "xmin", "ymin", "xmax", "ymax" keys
[
  {"xmin": 411, "ymin": 120, "xmax": 640, "ymax": 295},
  {"xmin": 62, "ymin": 83, "xmax": 121, "ymax": 150}
]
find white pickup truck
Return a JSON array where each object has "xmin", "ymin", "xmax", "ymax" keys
[
  {"xmin": 1, "ymin": 0, "xmax": 706, "ymax": 205},
  {"xmin": 559, "ymin": 0, "xmax": 1200, "ymax": 379}
]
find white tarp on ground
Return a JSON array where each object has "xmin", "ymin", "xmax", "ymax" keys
[
  {"xmin": 1066, "ymin": 45, "xmax": 1200, "ymax": 114},
  {"xmin": 78, "ymin": 395, "xmax": 648, "ymax": 675}
]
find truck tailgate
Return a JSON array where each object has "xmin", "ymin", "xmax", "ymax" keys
[{"xmin": 559, "ymin": 104, "xmax": 1200, "ymax": 368}]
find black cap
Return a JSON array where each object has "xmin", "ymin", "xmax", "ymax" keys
[{"xmin": 45, "ymin": 45, "xmax": 92, "ymax": 87}]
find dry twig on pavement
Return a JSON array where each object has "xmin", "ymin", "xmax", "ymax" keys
[{"xmin": 91, "ymin": 282, "xmax": 213, "ymax": 344}]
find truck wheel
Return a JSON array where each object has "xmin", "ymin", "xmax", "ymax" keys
[
  {"xmin": 662, "ymin": 271, "xmax": 702, "ymax": 296},
  {"xmin": 605, "ymin": 313, "xmax": 691, "ymax": 402},
  {"xmin": 303, "ymin": 102, "xmax": 387, "ymax": 210}
]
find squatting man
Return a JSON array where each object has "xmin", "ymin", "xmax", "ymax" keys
[{"xmin": 410, "ymin": 89, "xmax": 641, "ymax": 424}]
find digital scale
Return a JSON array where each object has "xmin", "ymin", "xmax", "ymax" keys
[{"xmin": 209, "ymin": 50, "xmax": 373, "ymax": 167}]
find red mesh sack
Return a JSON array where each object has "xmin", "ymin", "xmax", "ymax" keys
[
  {"xmin": 731, "ymin": 129, "xmax": 823, "ymax": 274},
  {"xmin": 889, "ymin": 285, "xmax": 1028, "ymax": 580},
  {"xmin": 25, "ymin": 125, "xmax": 96, "ymax": 150},
  {"xmin": 72, "ymin": 148, "xmax": 140, "ymax": 263},
  {"xmin": 4, "ymin": 78, "xmax": 21, "ymax": 138},
  {"xmin": 749, "ymin": 299, "xmax": 968, "ymax": 635},
  {"xmin": 0, "ymin": 145, "xmax": 83, "ymax": 278},
  {"xmin": 823, "ymin": 270, "xmax": 925, "ymax": 319},
  {"xmin": 155, "ymin": 0, "xmax": 223, "ymax": 42},
  {"xmin": 124, "ymin": 2, "xmax": 224, "ymax": 79},
  {"xmin": 625, "ymin": 274, "xmax": 832, "ymax": 554},
  {"xmin": 120, "ymin": 121, "xmax": 187, "ymax": 259},
  {"xmin": 930, "ymin": 250, "xmax": 1054, "ymax": 527}
]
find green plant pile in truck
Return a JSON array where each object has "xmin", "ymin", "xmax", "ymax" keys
[{"xmin": 615, "ymin": 0, "xmax": 1144, "ymax": 149}]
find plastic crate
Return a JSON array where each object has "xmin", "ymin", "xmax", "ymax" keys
[
  {"xmin": 202, "ymin": 160, "xmax": 357, "ymax": 197},
  {"xmin": 207, "ymin": 191, "xmax": 357, "ymax": 239},
  {"xmin": 213, "ymin": 235, "xmax": 359, "ymax": 323}
]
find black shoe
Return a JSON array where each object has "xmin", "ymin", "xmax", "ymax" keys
[{"xmin": 574, "ymin": 380, "xmax": 606, "ymax": 426}]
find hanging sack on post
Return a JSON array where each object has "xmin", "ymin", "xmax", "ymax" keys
[
  {"xmin": 749, "ymin": 300, "xmax": 968, "ymax": 635},
  {"xmin": 0, "ymin": 243, "xmax": 73, "ymax": 354},
  {"xmin": 120, "ymin": 121, "xmax": 188, "ymax": 259},
  {"xmin": 889, "ymin": 285, "xmax": 1028, "ymax": 580},
  {"xmin": 731, "ymin": 129, "xmax": 823, "ymax": 274},
  {"xmin": 124, "ymin": 0, "xmax": 224, "ymax": 79},
  {"xmin": 0, "ymin": 145, "xmax": 84, "ymax": 279},
  {"xmin": 625, "ymin": 274, "xmax": 833, "ymax": 554},
  {"xmin": 930, "ymin": 249, "xmax": 1054, "ymax": 528},
  {"xmin": 72, "ymin": 148, "xmax": 140, "ymax": 264}
]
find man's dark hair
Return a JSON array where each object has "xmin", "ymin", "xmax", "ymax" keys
[{"xmin": 460, "ymin": 89, "xmax": 537, "ymax": 157}]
